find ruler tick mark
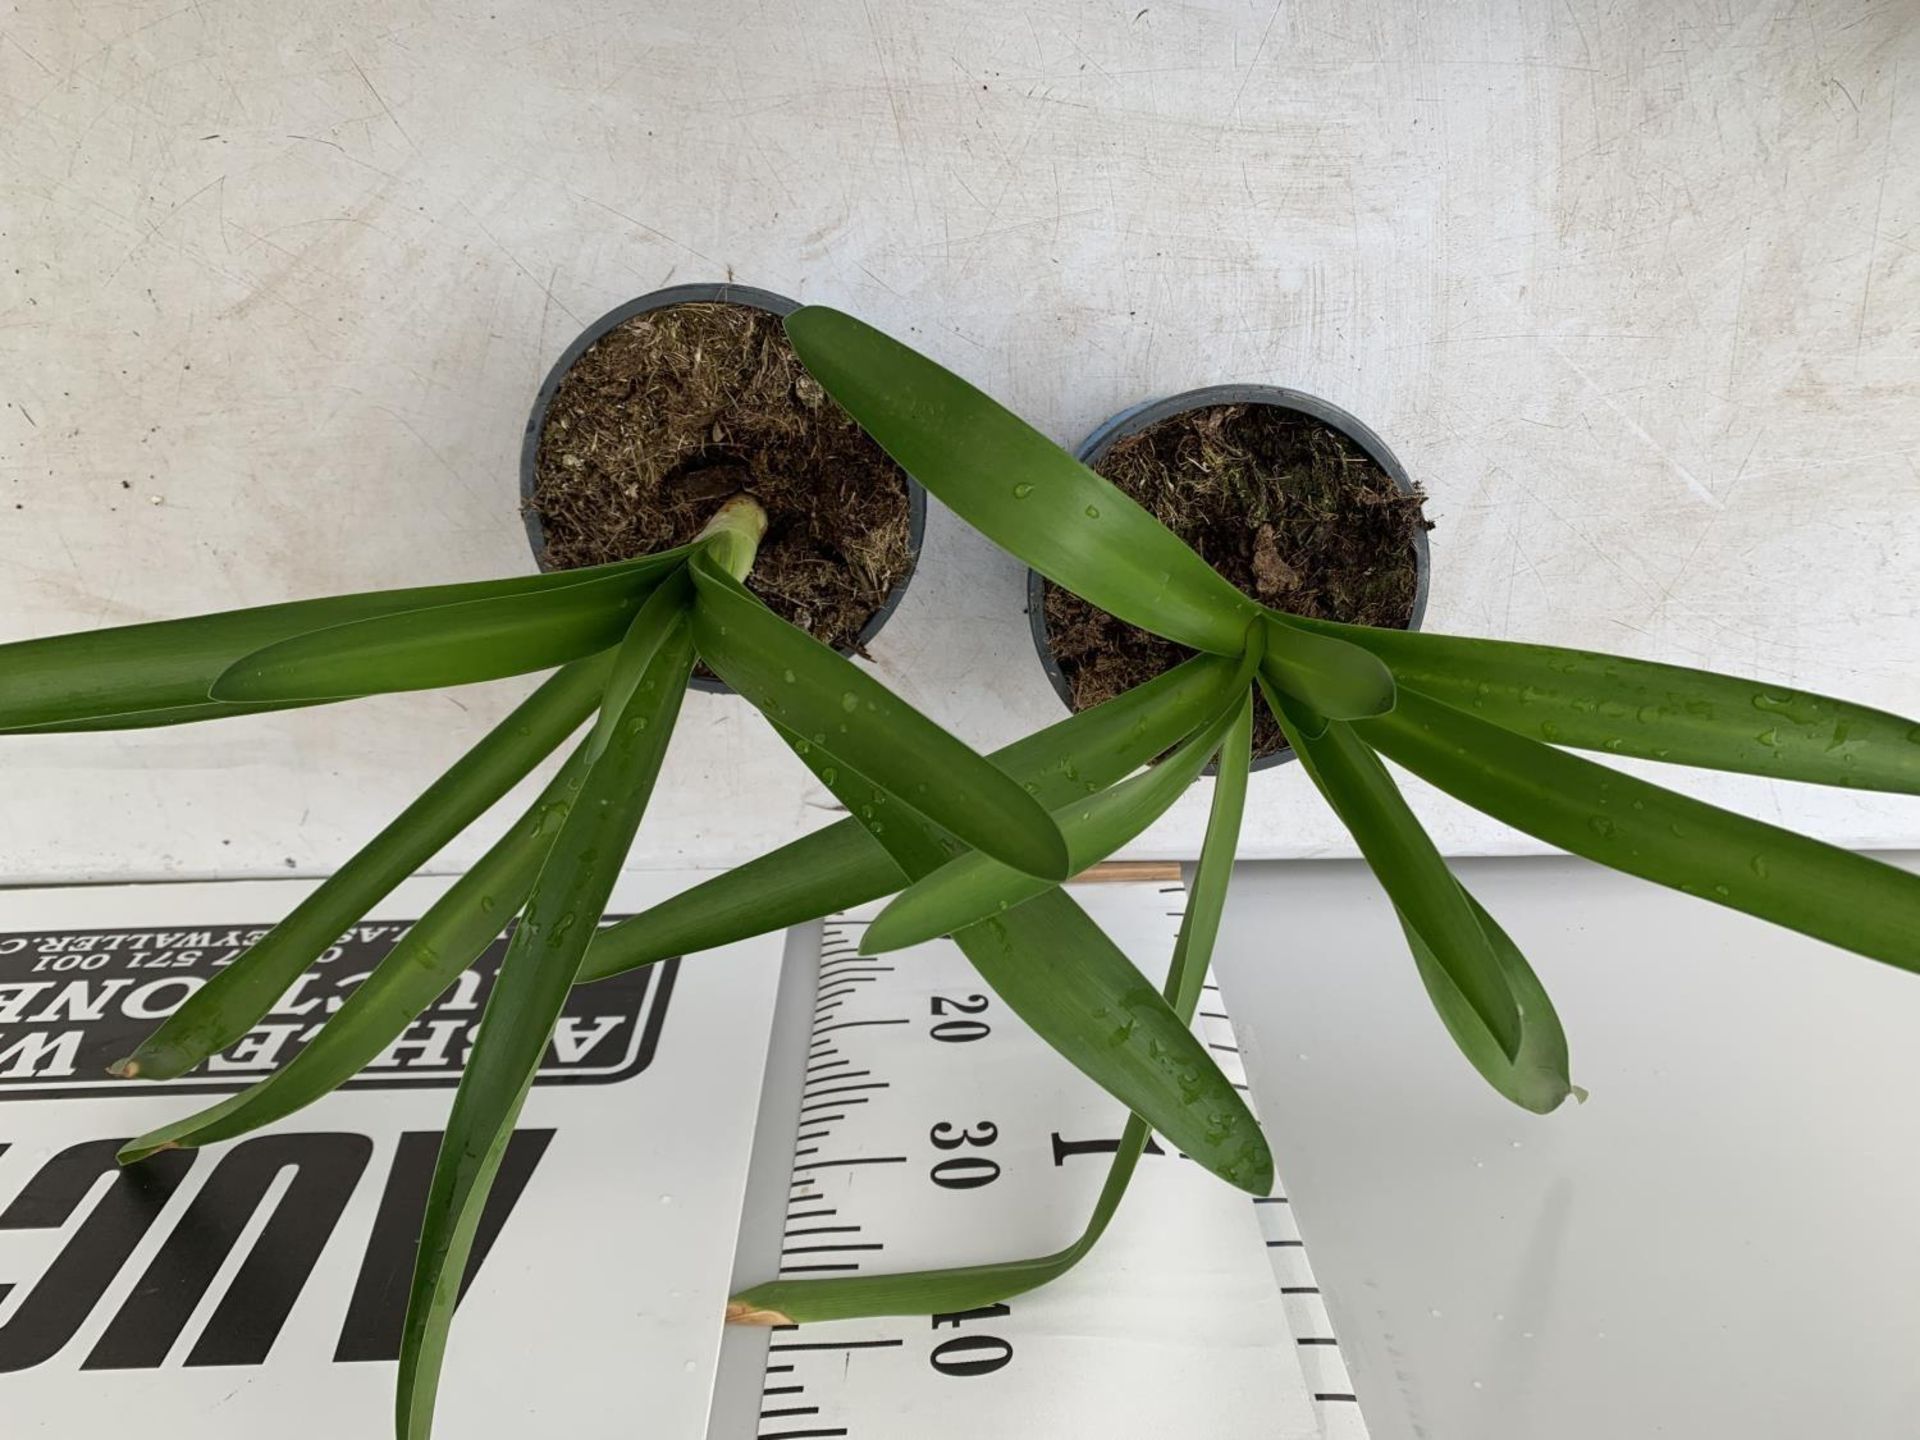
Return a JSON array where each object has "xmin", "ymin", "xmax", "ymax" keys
[
  {"xmin": 798, "ymin": 1098, "xmax": 867, "ymax": 1115},
  {"xmin": 792, "ymin": 1155, "xmax": 906, "ymax": 1173},
  {"xmin": 805, "ymin": 1081, "xmax": 890, "ymax": 1100},
  {"xmin": 812, "ymin": 1018, "xmax": 910, "ymax": 1035}
]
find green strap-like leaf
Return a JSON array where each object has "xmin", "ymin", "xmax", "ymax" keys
[
  {"xmin": 1299, "ymin": 619, "xmax": 1920, "ymax": 795},
  {"xmin": 214, "ymin": 552, "xmax": 691, "ymax": 704},
  {"xmin": 1, "ymin": 699, "xmax": 326, "ymax": 734},
  {"xmin": 784, "ymin": 307, "xmax": 1258, "ymax": 655},
  {"xmin": 1260, "ymin": 677, "xmax": 1523, "ymax": 1059},
  {"xmin": 766, "ymin": 710, "xmax": 1272, "ymax": 1199},
  {"xmin": 584, "ymin": 568, "xmax": 693, "ymax": 761},
  {"xmin": 575, "ymin": 653, "xmax": 1240, "ymax": 983},
  {"xmin": 117, "ymin": 743, "xmax": 593, "ymax": 1164},
  {"xmin": 1262, "ymin": 614, "xmax": 1396, "ymax": 720},
  {"xmin": 1170, "ymin": 690, "xmax": 1253, "ymax": 1022},
  {"xmin": 688, "ymin": 549, "xmax": 1069, "ymax": 883},
  {"xmin": 0, "ymin": 551, "xmax": 680, "ymax": 731},
  {"xmin": 863, "ymin": 687, "xmax": 1247, "ymax": 953},
  {"xmin": 958, "ymin": 892, "xmax": 1268, "ymax": 1194},
  {"xmin": 1360, "ymin": 687, "xmax": 1920, "ymax": 975},
  {"xmin": 992, "ymin": 653, "xmax": 1239, "ymax": 809},
  {"xmin": 731, "ymin": 693, "xmax": 1259, "ymax": 1323},
  {"xmin": 1399, "ymin": 888, "xmax": 1581, "ymax": 1115},
  {"xmin": 398, "ymin": 608, "xmax": 695, "ymax": 1440},
  {"xmin": 113, "ymin": 656, "xmax": 612, "ymax": 1081}
]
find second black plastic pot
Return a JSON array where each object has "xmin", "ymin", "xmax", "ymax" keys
[{"xmin": 1026, "ymin": 383, "xmax": 1431, "ymax": 771}]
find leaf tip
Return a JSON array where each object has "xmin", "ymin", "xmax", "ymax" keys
[
  {"xmin": 1239, "ymin": 1141, "xmax": 1277, "ymax": 1198},
  {"xmin": 725, "ymin": 1300, "xmax": 794, "ymax": 1327},
  {"xmin": 116, "ymin": 1138, "xmax": 174, "ymax": 1166}
]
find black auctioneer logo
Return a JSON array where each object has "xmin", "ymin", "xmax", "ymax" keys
[{"xmin": 0, "ymin": 919, "xmax": 677, "ymax": 1099}]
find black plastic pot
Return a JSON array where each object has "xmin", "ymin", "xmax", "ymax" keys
[
  {"xmin": 1026, "ymin": 383, "xmax": 1431, "ymax": 772},
  {"xmin": 521, "ymin": 282, "xmax": 928, "ymax": 694}
]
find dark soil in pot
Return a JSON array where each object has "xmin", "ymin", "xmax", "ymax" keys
[
  {"xmin": 526, "ymin": 301, "xmax": 916, "ymax": 665},
  {"xmin": 1040, "ymin": 401, "xmax": 1431, "ymax": 761}
]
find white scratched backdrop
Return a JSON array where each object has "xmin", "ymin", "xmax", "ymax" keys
[{"xmin": 2, "ymin": 0, "xmax": 1916, "ymax": 881}]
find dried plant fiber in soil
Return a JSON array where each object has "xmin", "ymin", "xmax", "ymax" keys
[
  {"xmin": 528, "ymin": 302, "xmax": 914, "ymax": 657},
  {"xmin": 1042, "ymin": 402, "xmax": 1429, "ymax": 759}
]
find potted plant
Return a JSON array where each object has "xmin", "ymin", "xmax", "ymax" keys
[
  {"xmin": 0, "ymin": 293, "xmax": 1272, "ymax": 1438},
  {"xmin": 521, "ymin": 283, "xmax": 925, "ymax": 685},
  {"xmin": 596, "ymin": 306, "xmax": 1920, "ymax": 1329},
  {"xmin": 9, "ymin": 296, "xmax": 1917, "ymax": 1431},
  {"xmin": 1031, "ymin": 382, "xmax": 1430, "ymax": 771}
]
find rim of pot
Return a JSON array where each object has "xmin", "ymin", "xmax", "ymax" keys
[
  {"xmin": 520, "ymin": 281, "xmax": 929, "ymax": 695},
  {"xmin": 1026, "ymin": 383, "xmax": 1432, "ymax": 774}
]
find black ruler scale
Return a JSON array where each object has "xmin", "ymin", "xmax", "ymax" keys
[{"xmin": 753, "ymin": 880, "xmax": 1367, "ymax": 1440}]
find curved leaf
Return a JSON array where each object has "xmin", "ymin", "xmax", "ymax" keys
[
  {"xmin": 770, "ymin": 709, "xmax": 1270, "ymax": 1198},
  {"xmin": 689, "ymin": 549, "xmax": 1068, "ymax": 882},
  {"xmin": 398, "ymin": 609, "xmax": 695, "ymax": 1440},
  {"xmin": 1261, "ymin": 677, "xmax": 1523, "ymax": 1059},
  {"xmin": 1, "ymin": 699, "xmax": 326, "ymax": 734},
  {"xmin": 1262, "ymin": 614, "xmax": 1395, "ymax": 720},
  {"xmin": 729, "ymin": 694, "xmax": 1259, "ymax": 1323},
  {"xmin": 118, "ymin": 744, "xmax": 593, "ymax": 1163},
  {"xmin": 1300, "ymin": 620, "xmax": 1920, "ymax": 795},
  {"xmin": 1360, "ymin": 687, "xmax": 1920, "ymax": 974},
  {"xmin": 0, "ymin": 551, "xmax": 680, "ymax": 730},
  {"xmin": 575, "ymin": 654, "xmax": 1241, "ymax": 983},
  {"xmin": 863, "ymin": 689, "xmax": 1245, "ymax": 953},
  {"xmin": 956, "ymin": 891, "xmax": 1272, "ymax": 1195},
  {"xmin": 1169, "ymin": 690, "xmax": 1253, "ymax": 1022},
  {"xmin": 214, "ymin": 554, "xmax": 689, "ymax": 703},
  {"xmin": 1400, "ymin": 889, "xmax": 1580, "ymax": 1114},
  {"xmin": 114, "ymin": 656, "xmax": 611, "ymax": 1081},
  {"xmin": 584, "ymin": 568, "xmax": 692, "ymax": 761},
  {"xmin": 785, "ymin": 306, "xmax": 1257, "ymax": 654}
]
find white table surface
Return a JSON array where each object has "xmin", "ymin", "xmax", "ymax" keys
[
  {"xmin": 1218, "ymin": 851, "xmax": 1920, "ymax": 1440},
  {"xmin": 3, "ymin": 0, "xmax": 1916, "ymax": 882}
]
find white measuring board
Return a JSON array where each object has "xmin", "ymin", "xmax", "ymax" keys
[
  {"xmin": 750, "ymin": 881, "xmax": 1365, "ymax": 1440},
  {"xmin": 0, "ymin": 872, "xmax": 783, "ymax": 1437}
]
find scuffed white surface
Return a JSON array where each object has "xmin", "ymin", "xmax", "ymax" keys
[
  {"xmin": 2, "ymin": 0, "xmax": 1916, "ymax": 880},
  {"xmin": 1217, "ymin": 852, "xmax": 1920, "ymax": 1440}
]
